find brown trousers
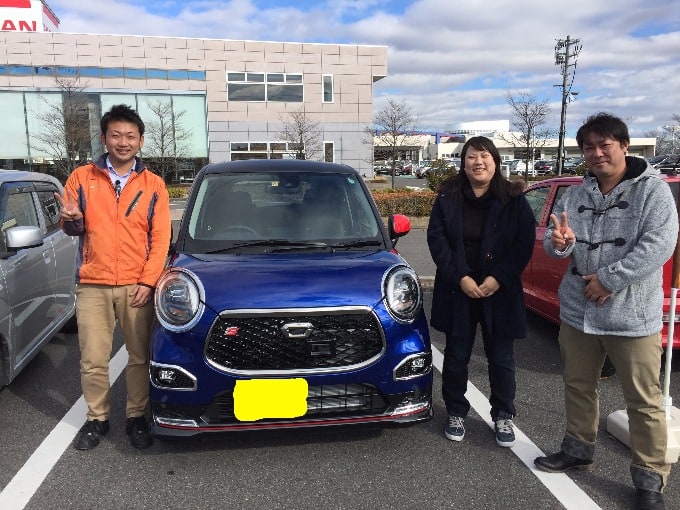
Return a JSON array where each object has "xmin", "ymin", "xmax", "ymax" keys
[
  {"xmin": 76, "ymin": 284, "xmax": 154, "ymax": 421},
  {"xmin": 558, "ymin": 323, "xmax": 670, "ymax": 484}
]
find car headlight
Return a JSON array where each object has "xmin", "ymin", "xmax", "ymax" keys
[
  {"xmin": 154, "ymin": 268, "xmax": 205, "ymax": 332},
  {"xmin": 383, "ymin": 266, "xmax": 421, "ymax": 323}
]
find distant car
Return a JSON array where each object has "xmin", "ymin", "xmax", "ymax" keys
[
  {"xmin": 0, "ymin": 170, "xmax": 78, "ymax": 386},
  {"xmin": 656, "ymin": 155, "xmax": 680, "ymax": 176},
  {"xmin": 522, "ymin": 174, "xmax": 680, "ymax": 349},
  {"xmin": 510, "ymin": 161, "xmax": 537, "ymax": 177},
  {"xmin": 150, "ymin": 159, "xmax": 433, "ymax": 437},
  {"xmin": 648, "ymin": 154, "xmax": 670, "ymax": 166},
  {"xmin": 415, "ymin": 161, "xmax": 431, "ymax": 178},
  {"xmin": 561, "ymin": 157, "xmax": 584, "ymax": 175},
  {"xmin": 534, "ymin": 160, "xmax": 554, "ymax": 175}
]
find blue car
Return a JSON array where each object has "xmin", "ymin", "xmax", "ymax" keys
[{"xmin": 150, "ymin": 159, "xmax": 432, "ymax": 437}]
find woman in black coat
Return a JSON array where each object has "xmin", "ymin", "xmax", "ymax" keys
[{"xmin": 427, "ymin": 136, "xmax": 535, "ymax": 447}]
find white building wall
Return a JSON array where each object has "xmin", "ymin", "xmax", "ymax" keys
[{"xmin": 0, "ymin": 31, "xmax": 386, "ymax": 174}]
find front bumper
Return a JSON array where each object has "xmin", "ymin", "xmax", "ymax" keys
[{"xmin": 151, "ymin": 386, "xmax": 432, "ymax": 437}]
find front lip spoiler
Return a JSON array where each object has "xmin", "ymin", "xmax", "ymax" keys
[{"xmin": 152, "ymin": 403, "xmax": 432, "ymax": 436}]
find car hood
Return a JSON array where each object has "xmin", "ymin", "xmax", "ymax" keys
[{"xmin": 169, "ymin": 251, "xmax": 409, "ymax": 311}]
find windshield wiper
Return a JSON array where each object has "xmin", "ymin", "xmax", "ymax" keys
[
  {"xmin": 205, "ymin": 240, "xmax": 328, "ymax": 254},
  {"xmin": 328, "ymin": 240, "xmax": 383, "ymax": 249}
]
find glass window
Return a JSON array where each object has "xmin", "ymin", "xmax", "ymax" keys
[
  {"xmin": 322, "ymin": 75, "xmax": 333, "ymax": 103},
  {"xmin": 147, "ymin": 69, "xmax": 167, "ymax": 79},
  {"xmin": 231, "ymin": 142, "xmax": 248, "ymax": 152},
  {"xmin": 187, "ymin": 70, "xmax": 206, "ymax": 80},
  {"xmin": 228, "ymin": 83, "xmax": 265, "ymax": 102},
  {"xmin": 36, "ymin": 186, "xmax": 61, "ymax": 234},
  {"xmin": 267, "ymin": 84, "xmax": 303, "ymax": 102},
  {"xmin": 9, "ymin": 66, "xmax": 31, "ymax": 75},
  {"xmin": 286, "ymin": 74, "xmax": 303, "ymax": 83},
  {"xmin": 0, "ymin": 92, "xmax": 29, "ymax": 159},
  {"xmin": 25, "ymin": 92, "xmax": 64, "ymax": 160},
  {"xmin": 56, "ymin": 67, "xmax": 78, "ymax": 77},
  {"xmin": 250, "ymin": 142, "xmax": 267, "ymax": 151},
  {"xmin": 247, "ymin": 73, "xmax": 264, "ymax": 82},
  {"xmin": 267, "ymin": 73, "xmax": 284, "ymax": 83},
  {"xmin": 227, "ymin": 72, "xmax": 245, "ymax": 81},
  {"xmin": 168, "ymin": 70, "xmax": 189, "ymax": 80},
  {"xmin": 172, "ymin": 95, "xmax": 208, "ymax": 158},
  {"xmin": 324, "ymin": 142, "xmax": 334, "ymax": 163},
  {"xmin": 523, "ymin": 186, "xmax": 550, "ymax": 225},
  {"xmin": 124, "ymin": 68, "xmax": 145, "ymax": 79},
  {"xmin": 101, "ymin": 68, "xmax": 124, "ymax": 78},
  {"xmin": 79, "ymin": 67, "xmax": 101, "ymax": 78}
]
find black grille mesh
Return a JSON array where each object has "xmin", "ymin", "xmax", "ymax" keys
[
  {"xmin": 205, "ymin": 312, "xmax": 384, "ymax": 371},
  {"xmin": 201, "ymin": 383, "xmax": 388, "ymax": 424}
]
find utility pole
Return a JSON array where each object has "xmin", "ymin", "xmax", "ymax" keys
[{"xmin": 554, "ymin": 36, "xmax": 581, "ymax": 175}]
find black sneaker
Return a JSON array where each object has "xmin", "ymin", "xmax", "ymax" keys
[
  {"xmin": 126, "ymin": 416, "xmax": 153, "ymax": 449},
  {"xmin": 494, "ymin": 411, "xmax": 516, "ymax": 447},
  {"xmin": 74, "ymin": 419, "xmax": 109, "ymax": 450}
]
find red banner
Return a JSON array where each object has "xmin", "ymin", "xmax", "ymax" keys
[{"xmin": 0, "ymin": 0, "xmax": 32, "ymax": 7}]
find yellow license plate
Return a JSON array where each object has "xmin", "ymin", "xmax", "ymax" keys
[{"xmin": 233, "ymin": 378, "xmax": 308, "ymax": 422}]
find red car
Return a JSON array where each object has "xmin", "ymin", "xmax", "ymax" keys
[{"xmin": 522, "ymin": 175, "xmax": 680, "ymax": 349}]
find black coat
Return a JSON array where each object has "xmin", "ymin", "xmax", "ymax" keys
[{"xmin": 427, "ymin": 189, "xmax": 535, "ymax": 338}]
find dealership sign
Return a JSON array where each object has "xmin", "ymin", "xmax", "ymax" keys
[{"xmin": 0, "ymin": 0, "xmax": 59, "ymax": 32}]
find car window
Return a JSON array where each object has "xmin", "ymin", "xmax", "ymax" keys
[
  {"xmin": 35, "ymin": 184, "xmax": 61, "ymax": 234},
  {"xmin": 0, "ymin": 188, "xmax": 40, "ymax": 251},
  {"xmin": 523, "ymin": 186, "xmax": 550, "ymax": 225},
  {"xmin": 185, "ymin": 171, "xmax": 381, "ymax": 250},
  {"xmin": 549, "ymin": 186, "xmax": 571, "ymax": 221}
]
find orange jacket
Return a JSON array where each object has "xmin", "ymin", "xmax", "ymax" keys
[{"xmin": 62, "ymin": 155, "xmax": 171, "ymax": 288}]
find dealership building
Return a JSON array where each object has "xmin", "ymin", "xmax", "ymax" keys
[{"xmin": 0, "ymin": 0, "xmax": 387, "ymax": 180}]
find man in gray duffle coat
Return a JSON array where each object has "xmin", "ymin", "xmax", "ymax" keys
[{"xmin": 533, "ymin": 112, "xmax": 678, "ymax": 510}]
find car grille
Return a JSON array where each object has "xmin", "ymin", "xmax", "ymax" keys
[
  {"xmin": 201, "ymin": 383, "xmax": 388, "ymax": 424},
  {"xmin": 205, "ymin": 310, "xmax": 385, "ymax": 373}
]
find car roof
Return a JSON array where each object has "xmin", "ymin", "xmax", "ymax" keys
[
  {"xmin": 198, "ymin": 159, "xmax": 359, "ymax": 176},
  {"xmin": 0, "ymin": 169, "xmax": 62, "ymax": 185},
  {"xmin": 526, "ymin": 172, "xmax": 680, "ymax": 189}
]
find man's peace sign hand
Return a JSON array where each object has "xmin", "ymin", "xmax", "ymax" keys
[
  {"xmin": 54, "ymin": 190, "xmax": 83, "ymax": 222},
  {"xmin": 549, "ymin": 211, "xmax": 575, "ymax": 250}
]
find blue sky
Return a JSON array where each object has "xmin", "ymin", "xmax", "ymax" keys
[{"xmin": 46, "ymin": 0, "xmax": 680, "ymax": 137}]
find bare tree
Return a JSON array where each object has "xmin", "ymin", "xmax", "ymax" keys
[
  {"xmin": 647, "ymin": 114, "xmax": 680, "ymax": 155},
  {"xmin": 30, "ymin": 75, "xmax": 94, "ymax": 180},
  {"xmin": 501, "ymin": 91, "xmax": 556, "ymax": 181},
  {"xmin": 277, "ymin": 107, "xmax": 322, "ymax": 161},
  {"xmin": 142, "ymin": 99, "xmax": 192, "ymax": 183},
  {"xmin": 370, "ymin": 98, "xmax": 417, "ymax": 188}
]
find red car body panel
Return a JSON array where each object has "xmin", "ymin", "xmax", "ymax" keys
[{"xmin": 522, "ymin": 175, "xmax": 680, "ymax": 349}]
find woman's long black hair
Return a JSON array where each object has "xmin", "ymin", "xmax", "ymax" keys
[{"xmin": 438, "ymin": 136, "xmax": 524, "ymax": 204}]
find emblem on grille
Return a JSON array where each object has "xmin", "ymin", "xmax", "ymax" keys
[{"xmin": 280, "ymin": 322, "xmax": 314, "ymax": 339}]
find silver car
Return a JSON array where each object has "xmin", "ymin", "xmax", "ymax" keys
[{"xmin": 0, "ymin": 170, "xmax": 77, "ymax": 386}]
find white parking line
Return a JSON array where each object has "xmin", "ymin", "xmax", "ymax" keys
[
  {"xmin": 0, "ymin": 346, "xmax": 128, "ymax": 510},
  {"xmin": 1, "ymin": 345, "xmax": 600, "ymax": 510},
  {"xmin": 431, "ymin": 346, "xmax": 601, "ymax": 510}
]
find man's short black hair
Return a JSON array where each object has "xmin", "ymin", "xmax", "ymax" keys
[
  {"xmin": 576, "ymin": 112, "xmax": 629, "ymax": 149},
  {"xmin": 100, "ymin": 104, "xmax": 145, "ymax": 136}
]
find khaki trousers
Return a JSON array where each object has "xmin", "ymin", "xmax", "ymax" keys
[
  {"xmin": 76, "ymin": 284, "xmax": 154, "ymax": 421},
  {"xmin": 558, "ymin": 323, "xmax": 670, "ymax": 484}
]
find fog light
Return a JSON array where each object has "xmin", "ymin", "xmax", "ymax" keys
[
  {"xmin": 150, "ymin": 362, "xmax": 197, "ymax": 391},
  {"xmin": 393, "ymin": 352, "xmax": 432, "ymax": 380}
]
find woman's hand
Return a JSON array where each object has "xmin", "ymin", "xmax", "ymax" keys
[{"xmin": 460, "ymin": 275, "xmax": 498, "ymax": 299}]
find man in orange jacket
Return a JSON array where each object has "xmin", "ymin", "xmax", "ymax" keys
[{"xmin": 56, "ymin": 104, "xmax": 171, "ymax": 450}]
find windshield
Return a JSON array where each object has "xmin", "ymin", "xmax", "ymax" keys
[{"xmin": 182, "ymin": 171, "xmax": 383, "ymax": 252}]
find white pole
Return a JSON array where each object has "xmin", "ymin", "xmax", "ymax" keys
[{"xmin": 664, "ymin": 288, "xmax": 677, "ymax": 419}]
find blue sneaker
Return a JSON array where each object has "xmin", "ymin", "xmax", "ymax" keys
[
  {"xmin": 444, "ymin": 415, "xmax": 465, "ymax": 442},
  {"xmin": 494, "ymin": 411, "xmax": 515, "ymax": 447}
]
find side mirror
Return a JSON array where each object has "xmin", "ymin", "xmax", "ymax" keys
[
  {"xmin": 6, "ymin": 225, "xmax": 44, "ymax": 251},
  {"xmin": 388, "ymin": 214, "xmax": 411, "ymax": 247}
]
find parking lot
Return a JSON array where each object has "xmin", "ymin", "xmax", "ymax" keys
[{"xmin": 2, "ymin": 219, "xmax": 680, "ymax": 510}]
